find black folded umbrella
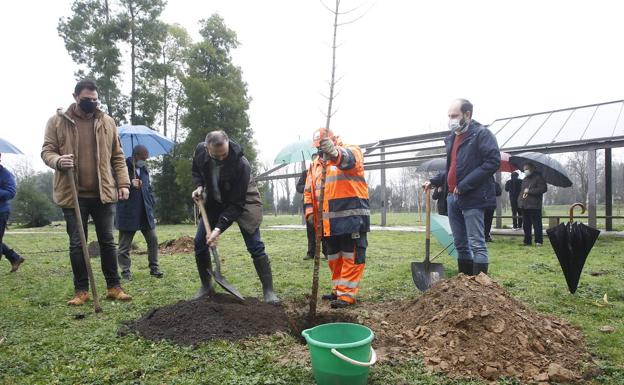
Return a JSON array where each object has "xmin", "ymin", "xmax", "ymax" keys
[{"xmin": 546, "ymin": 203, "xmax": 600, "ymax": 293}]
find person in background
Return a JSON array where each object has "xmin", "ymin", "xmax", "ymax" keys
[
  {"xmin": 296, "ymin": 154, "xmax": 318, "ymax": 260},
  {"xmin": 518, "ymin": 163, "xmax": 547, "ymax": 246},
  {"xmin": 505, "ymin": 171, "xmax": 523, "ymax": 230},
  {"xmin": 115, "ymin": 145, "xmax": 163, "ymax": 281},
  {"xmin": 0, "ymin": 153, "xmax": 25, "ymax": 272},
  {"xmin": 41, "ymin": 79, "xmax": 132, "ymax": 306},
  {"xmin": 483, "ymin": 182, "xmax": 502, "ymax": 242},
  {"xmin": 431, "ymin": 186, "xmax": 448, "ymax": 216}
]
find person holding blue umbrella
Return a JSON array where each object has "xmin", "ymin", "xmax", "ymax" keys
[
  {"xmin": 0, "ymin": 153, "xmax": 25, "ymax": 272},
  {"xmin": 115, "ymin": 145, "xmax": 163, "ymax": 280}
]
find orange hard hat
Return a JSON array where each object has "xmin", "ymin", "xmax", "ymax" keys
[{"xmin": 312, "ymin": 127, "xmax": 335, "ymax": 147}]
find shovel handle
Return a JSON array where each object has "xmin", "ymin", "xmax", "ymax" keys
[
  {"xmin": 424, "ymin": 187, "xmax": 431, "ymax": 263},
  {"xmin": 193, "ymin": 197, "xmax": 222, "ymax": 273}
]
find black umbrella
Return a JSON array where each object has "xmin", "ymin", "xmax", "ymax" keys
[
  {"xmin": 546, "ymin": 203, "xmax": 600, "ymax": 294},
  {"xmin": 510, "ymin": 152, "xmax": 572, "ymax": 187},
  {"xmin": 418, "ymin": 158, "xmax": 446, "ymax": 172}
]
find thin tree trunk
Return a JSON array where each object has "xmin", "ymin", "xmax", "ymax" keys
[
  {"xmin": 325, "ymin": 0, "xmax": 340, "ymax": 129},
  {"xmin": 163, "ymin": 47, "xmax": 168, "ymax": 137},
  {"xmin": 130, "ymin": 4, "xmax": 136, "ymax": 124}
]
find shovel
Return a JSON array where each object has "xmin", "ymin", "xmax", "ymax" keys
[
  {"xmin": 411, "ymin": 187, "xmax": 445, "ymax": 291},
  {"xmin": 193, "ymin": 197, "xmax": 245, "ymax": 301}
]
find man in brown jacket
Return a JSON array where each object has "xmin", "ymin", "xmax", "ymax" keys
[{"xmin": 41, "ymin": 79, "xmax": 132, "ymax": 305}]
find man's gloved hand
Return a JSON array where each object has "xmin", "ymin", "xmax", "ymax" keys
[
  {"xmin": 206, "ymin": 228, "xmax": 221, "ymax": 247},
  {"xmin": 319, "ymin": 138, "xmax": 338, "ymax": 159},
  {"xmin": 192, "ymin": 186, "xmax": 204, "ymax": 199}
]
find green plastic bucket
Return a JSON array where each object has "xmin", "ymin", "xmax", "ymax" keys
[{"xmin": 302, "ymin": 322, "xmax": 377, "ymax": 385}]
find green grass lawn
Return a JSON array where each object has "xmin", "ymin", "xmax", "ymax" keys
[{"xmin": 1, "ymin": 224, "xmax": 623, "ymax": 384}]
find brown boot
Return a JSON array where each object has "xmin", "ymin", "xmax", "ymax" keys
[
  {"xmin": 10, "ymin": 257, "xmax": 25, "ymax": 273},
  {"xmin": 106, "ymin": 286, "xmax": 132, "ymax": 301},
  {"xmin": 67, "ymin": 291, "xmax": 91, "ymax": 306}
]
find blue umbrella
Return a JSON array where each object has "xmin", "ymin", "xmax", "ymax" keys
[
  {"xmin": 118, "ymin": 125, "xmax": 175, "ymax": 157},
  {"xmin": 0, "ymin": 137, "xmax": 24, "ymax": 154}
]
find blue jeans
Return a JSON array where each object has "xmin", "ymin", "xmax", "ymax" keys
[
  {"xmin": 447, "ymin": 194, "xmax": 489, "ymax": 264},
  {"xmin": 194, "ymin": 220, "xmax": 266, "ymax": 260},
  {"xmin": 0, "ymin": 211, "xmax": 19, "ymax": 263}
]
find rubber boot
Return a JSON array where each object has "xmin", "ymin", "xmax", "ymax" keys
[
  {"xmin": 253, "ymin": 255, "xmax": 280, "ymax": 304},
  {"xmin": 457, "ymin": 259, "xmax": 474, "ymax": 276},
  {"xmin": 473, "ymin": 263, "xmax": 489, "ymax": 275},
  {"xmin": 192, "ymin": 253, "xmax": 215, "ymax": 299}
]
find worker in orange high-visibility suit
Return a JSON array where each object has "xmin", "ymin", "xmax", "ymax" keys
[{"xmin": 304, "ymin": 128, "xmax": 370, "ymax": 309}]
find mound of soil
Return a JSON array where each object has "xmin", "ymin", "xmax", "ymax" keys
[
  {"xmin": 371, "ymin": 273, "xmax": 593, "ymax": 383},
  {"xmin": 121, "ymin": 293, "xmax": 289, "ymax": 345},
  {"xmin": 159, "ymin": 236, "xmax": 194, "ymax": 254}
]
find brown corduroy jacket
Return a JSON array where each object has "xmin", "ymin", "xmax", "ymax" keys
[{"xmin": 41, "ymin": 105, "xmax": 130, "ymax": 208}]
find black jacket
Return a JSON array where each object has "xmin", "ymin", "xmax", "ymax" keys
[
  {"xmin": 192, "ymin": 140, "xmax": 262, "ymax": 233},
  {"xmin": 517, "ymin": 172, "xmax": 547, "ymax": 210},
  {"xmin": 505, "ymin": 175, "xmax": 522, "ymax": 202},
  {"xmin": 430, "ymin": 120, "xmax": 501, "ymax": 210}
]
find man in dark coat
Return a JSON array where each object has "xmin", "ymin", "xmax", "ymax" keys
[
  {"xmin": 191, "ymin": 130, "xmax": 279, "ymax": 304},
  {"xmin": 115, "ymin": 145, "xmax": 163, "ymax": 280},
  {"xmin": 425, "ymin": 99, "xmax": 500, "ymax": 276},
  {"xmin": 518, "ymin": 163, "xmax": 547, "ymax": 246},
  {"xmin": 0, "ymin": 153, "xmax": 25, "ymax": 272},
  {"xmin": 505, "ymin": 171, "xmax": 523, "ymax": 229},
  {"xmin": 483, "ymin": 182, "xmax": 502, "ymax": 242}
]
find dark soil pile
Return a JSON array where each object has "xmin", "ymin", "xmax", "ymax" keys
[
  {"xmin": 371, "ymin": 273, "xmax": 593, "ymax": 383},
  {"xmin": 159, "ymin": 236, "xmax": 194, "ymax": 254},
  {"xmin": 121, "ymin": 293, "xmax": 289, "ymax": 345}
]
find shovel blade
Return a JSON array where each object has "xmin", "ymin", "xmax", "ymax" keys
[
  {"xmin": 411, "ymin": 261, "xmax": 444, "ymax": 292},
  {"xmin": 206, "ymin": 269, "xmax": 245, "ymax": 301}
]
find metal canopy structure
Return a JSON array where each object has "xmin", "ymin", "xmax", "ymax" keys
[{"xmin": 257, "ymin": 100, "xmax": 624, "ymax": 229}]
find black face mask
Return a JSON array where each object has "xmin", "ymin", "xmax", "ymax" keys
[{"xmin": 79, "ymin": 98, "xmax": 97, "ymax": 114}]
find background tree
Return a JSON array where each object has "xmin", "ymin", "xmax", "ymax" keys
[{"xmin": 58, "ymin": 0, "xmax": 127, "ymax": 121}]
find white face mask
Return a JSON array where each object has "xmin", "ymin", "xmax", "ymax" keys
[
  {"xmin": 524, "ymin": 169, "xmax": 531, "ymax": 177},
  {"xmin": 449, "ymin": 116, "xmax": 468, "ymax": 134},
  {"xmin": 135, "ymin": 160, "xmax": 146, "ymax": 168}
]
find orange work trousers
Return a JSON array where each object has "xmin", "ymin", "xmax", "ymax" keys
[{"xmin": 323, "ymin": 232, "xmax": 367, "ymax": 304}]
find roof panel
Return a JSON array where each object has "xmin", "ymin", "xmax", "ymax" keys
[
  {"xmin": 582, "ymin": 102, "xmax": 624, "ymax": 140},
  {"xmin": 495, "ymin": 117, "xmax": 529, "ymax": 147},
  {"xmin": 552, "ymin": 106, "xmax": 596, "ymax": 143},
  {"xmin": 502, "ymin": 113, "xmax": 550, "ymax": 148},
  {"xmin": 487, "ymin": 119, "xmax": 510, "ymax": 135},
  {"xmin": 525, "ymin": 110, "xmax": 573, "ymax": 146}
]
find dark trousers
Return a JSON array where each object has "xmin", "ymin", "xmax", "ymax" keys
[
  {"xmin": 306, "ymin": 219, "xmax": 315, "ymax": 257},
  {"xmin": 522, "ymin": 208, "xmax": 543, "ymax": 244},
  {"xmin": 117, "ymin": 228, "xmax": 159, "ymax": 273},
  {"xmin": 0, "ymin": 211, "xmax": 19, "ymax": 263},
  {"xmin": 62, "ymin": 199, "xmax": 120, "ymax": 292},
  {"xmin": 194, "ymin": 219, "xmax": 267, "ymax": 260},
  {"xmin": 484, "ymin": 208, "xmax": 495, "ymax": 238},
  {"xmin": 510, "ymin": 201, "xmax": 522, "ymax": 228}
]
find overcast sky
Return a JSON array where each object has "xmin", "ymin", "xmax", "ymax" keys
[{"xmin": 1, "ymin": 0, "xmax": 623, "ymax": 172}]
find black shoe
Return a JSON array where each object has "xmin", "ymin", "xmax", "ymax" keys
[
  {"xmin": 121, "ymin": 270, "xmax": 133, "ymax": 281},
  {"xmin": 457, "ymin": 260, "xmax": 473, "ymax": 276},
  {"xmin": 150, "ymin": 268, "xmax": 164, "ymax": 278},
  {"xmin": 330, "ymin": 299, "xmax": 350, "ymax": 309},
  {"xmin": 322, "ymin": 293, "xmax": 337, "ymax": 301},
  {"xmin": 485, "ymin": 236, "xmax": 493, "ymax": 242},
  {"xmin": 193, "ymin": 253, "xmax": 214, "ymax": 299},
  {"xmin": 303, "ymin": 254, "xmax": 313, "ymax": 260},
  {"xmin": 473, "ymin": 263, "xmax": 489, "ymax": 275},
  {"xmin": 9, "ymin": 257, "xmax": 25, "ymax": 273}
]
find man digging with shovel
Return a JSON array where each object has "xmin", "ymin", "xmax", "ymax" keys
[{"xmin": 190, "ymin": 130, "xmax": 279, "ymax": 304}]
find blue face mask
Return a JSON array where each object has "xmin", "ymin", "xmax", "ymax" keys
[{"xmin": 135, "ymin": 160, "xmax": 146, "ymax": 168}]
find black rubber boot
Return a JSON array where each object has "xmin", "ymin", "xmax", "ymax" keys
[
  {"xmin": 473, "ymin": 263, "xmax": 489, "ymax": 275},
  {"xmin": 192, "ymin": 253, "xmax": 215, "ymax": 299},
  {"xmin": 457, "ymin": 259, "xmax": 474, "ymax": 276},
  {"xmin": 253, "ymin": 255, "xmax": 280, "ymax": 304}
]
